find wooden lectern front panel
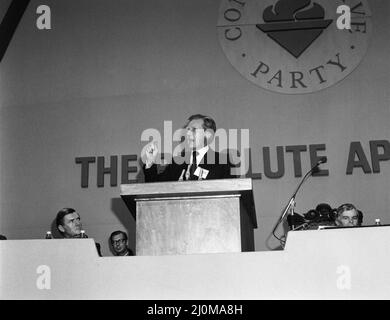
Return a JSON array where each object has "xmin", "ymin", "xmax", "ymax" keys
[{"xmin": 136, "ymin": 196, "xmax": 241, "ymax": 255}]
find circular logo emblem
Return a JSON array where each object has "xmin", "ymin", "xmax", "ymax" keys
[{"xmin": 217, "ymin": 0, "xmax": 372, "ymax": 94}]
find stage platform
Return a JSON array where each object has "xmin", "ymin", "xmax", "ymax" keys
[{"xmin": 1, "ymin": 225, "xmax": 389, "ymax": 299}]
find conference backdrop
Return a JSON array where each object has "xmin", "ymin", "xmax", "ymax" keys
[{"xmin": 0, "ymin": 0, "xmax": 389, "ymax": 256}]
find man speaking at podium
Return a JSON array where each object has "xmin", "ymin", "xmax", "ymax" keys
[{"xmin": 143, "ymin": 114, "xmax": 233, "ymax": 182}]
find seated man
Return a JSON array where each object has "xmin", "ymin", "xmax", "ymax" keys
[
  {"xmin": 109, "ymin": 230, "xmax": 134, "ymax": 256},
  {"xmin": 56, "ymin": 208, "xmax": 102, "ymax": 256},
  {"xmin": 335, "ymin": 203, "xmax": 362, "ymax": 227},
  {"xmin": 0, "ymin": 234, "xmax": 7, "ymax": 240},
  {"xmin": 143, "ymin": 114, "xmax": 233, "ymax": 182}
]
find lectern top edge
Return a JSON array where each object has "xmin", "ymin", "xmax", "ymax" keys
[{"xmin": 120, "ymin": 178, "xmax": 253, "ymax": 197}]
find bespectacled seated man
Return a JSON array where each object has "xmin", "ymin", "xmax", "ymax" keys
[
  {"xmin": 56, "ymin": 207, "xmax": 102, "ymax": 256},
  {"xmin": 109, "ymin": 230, "xmax": 134, "ymax": 256}
]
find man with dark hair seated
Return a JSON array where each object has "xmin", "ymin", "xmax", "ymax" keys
[
  {"xmin": 0, "ymin": 234, "xmax": 7, "ymax": 240},
  {"xmin": 335, "ymin": 203, "xmax": 362, "ymax": 227},
  {"xmin": 109, "ymin": 230, "xmax": 134, "ymax": 256},
  {"xmin": 56, "ymin": 208, "xmax": 102, "ymax": 256},
  {"xmin": 143, "ymin": 114, "xmax": 234, "ymax": 182}
]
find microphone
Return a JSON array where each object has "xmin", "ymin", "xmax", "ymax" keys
[
  {"xmin": 316, "ymin": 156, "xmax": 327, "ymax": 165},
  {"xmin": 310, "ymin": 156, "xmax": 327, "ymax": 174},
  {"xmin": 272, "ymin": 156, "xmax": 328, "ymax": 245}
]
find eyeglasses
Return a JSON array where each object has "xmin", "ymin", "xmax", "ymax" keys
[
  {"xmin": 111, "ymin": 239, "xmax": 126, "ymax": 245},
  {"xmin": 185, "ymin": 127, "xmax": 204, "ymax": 133}
]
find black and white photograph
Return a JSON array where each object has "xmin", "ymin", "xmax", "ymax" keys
[{"xmin": 0, "ymin": 0, "xmax": 389, "ymax": 305}]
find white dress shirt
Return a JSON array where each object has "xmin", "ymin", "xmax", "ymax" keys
[
  {"xmin": 190, "ymin": 145, "xmax": 209, "ymax": 166},
  {"xmin": 183, "ymin": 145, "xmax": 209, "ymax": 180}
]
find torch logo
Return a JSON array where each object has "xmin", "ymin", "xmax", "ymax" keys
[
  {"xmin": 257, "ymin": 0, "xmax": 332, "ymax": 58},
  {"xmin": 217, "ymin": 0, "xmax": 371, "ymax": 94}
]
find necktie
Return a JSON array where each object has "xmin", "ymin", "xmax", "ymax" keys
[{"xmin": 189, "ymin": 151, "xmax": 198, "ymax": 180}]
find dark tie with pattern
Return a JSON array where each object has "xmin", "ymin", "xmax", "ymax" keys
[{"xmin": 189, "ymin": 151, "xmax": 198, "ymax": 180}]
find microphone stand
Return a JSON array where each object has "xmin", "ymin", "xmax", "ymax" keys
[{"xmin": 272, "ymin": 158, "xmax": 326, "ymax": 245}]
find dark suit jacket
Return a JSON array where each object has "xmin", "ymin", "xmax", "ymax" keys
[
  {"xmin": 95, "ymin": 242, "xmax": 102, "ymax": 257},
  {"xmin": 144, "ymin": 150, "xmax": 233, "ymax": 182}
]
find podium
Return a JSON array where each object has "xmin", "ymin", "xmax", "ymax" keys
[{"xmin": 120, "ymin": 178, "xmax": 257, "ymax": 255}]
